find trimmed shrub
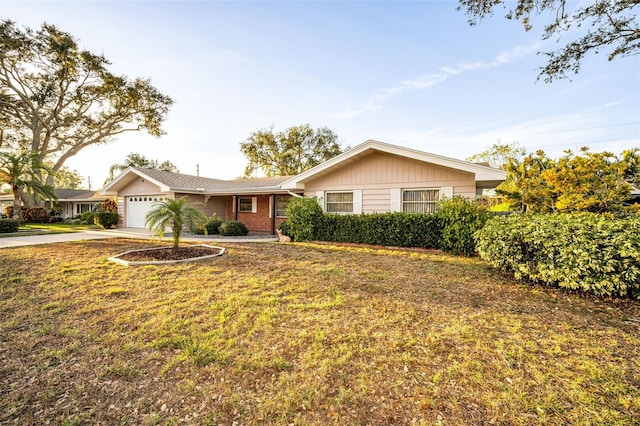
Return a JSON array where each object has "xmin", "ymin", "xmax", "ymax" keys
[
  {"xmin": 475, "ymin": 213, "xmax": 640, "ymax": 299},
  {"xmin": 435, "ymin": 196, "xmax": 491, "ymax": 256},
  {"xmin": 286, "ymin": 196, "xmax": 323, "ymax": 241},
  {"xmin": 21, "ymin": 207, "xmax": 51, "ymax": 223},
  {"xmin": 219, "ymin": 220, "xmax": 248, "ymax": 236},
  {"xmin": 0, "ymin": 219, "xmax": 19, "ymax": 233},
  {"xmin": 315, "ymin": 212, "xmax": 442, "ymax": 249},
  {"xmin": 94, "ymin": 211, "xmax": 119, "ymax": 229},
  {"xmin": 190, "ymin": 214, "xmax": 223, "ymax": 235},
  {"xmin": 80, "ymin": 211, "xmax": 94, "ymax": 225}
]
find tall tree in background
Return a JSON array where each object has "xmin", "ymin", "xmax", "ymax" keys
[
  {"xmin": 53, "ymin": 166, "xmax": 84, "ymax": 189},
  {"xmin": 457, "ymin": 0, "xmax": 639, "ymax": 81},
  {"xmin": 0, "ymin": 151, "xmax": 56, "ymax": 221},
  {"xmin": 0, "ymin": 20, "xmax": 173, "ymax": 195},
  {"xmin": 105, "ymin": 152, "xmax": 179, "ymax": 184},
  {"xmin": 240, "ymin": 124, "xmax": 344, "ymax": 177},
  {"xmin": 467, "ymin": 141, "xmax": 526, "ymax": 169}
]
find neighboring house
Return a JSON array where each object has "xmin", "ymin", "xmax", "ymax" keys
[
  {"xmin": 0, "ymin": 189, "xmax": 107, "ymax": 219},
  {"xmin": 52, "ymin": 189, "xmax": 109, "ymax": 219},
  {"xmin": 102, "ymin": 140, "xmax": 507, "ymax": 233}
]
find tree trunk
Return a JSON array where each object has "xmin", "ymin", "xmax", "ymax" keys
[{"xmin": 12, "ymin": 187, "xmax": 22, "ymax": 223}]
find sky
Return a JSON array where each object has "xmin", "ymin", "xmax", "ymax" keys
[{"xmin": 1, "ymin": 0, "xmax": 639, "ymax": 189}]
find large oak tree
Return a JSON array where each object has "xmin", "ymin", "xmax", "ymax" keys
[
  {"xmin": 240, "ymin": 124, "xmax": 344, "ymax": 177},
  {"xmin": 0, "ymin": 20, "xmax": 173, "ymax": 200},
  {"xmin": 458, "ymin": 0, "xmax": 639, "ymax": 81}
]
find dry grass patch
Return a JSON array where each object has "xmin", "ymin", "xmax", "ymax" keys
[{"xmin": 1, "ymin": 239, "xmax": 639, "ymax": 425}]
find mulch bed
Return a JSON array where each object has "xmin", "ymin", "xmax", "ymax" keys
[{"xmin": 117, "ymin": 245, "xmax": 222, "ymax": 262}]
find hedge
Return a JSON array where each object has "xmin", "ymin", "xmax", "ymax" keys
[
  {"xmin": 315, "ymin": 212, "xmax": 442, "ymax": 249},
  {"xmin": 475, "ymin": 213, "xmax": 640, "ymax": 299},
  {"xmin": 0, "ymin": 219, "xmax": 19, "ymax": 233}
]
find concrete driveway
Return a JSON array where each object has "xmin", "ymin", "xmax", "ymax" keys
[
  {"xmin": 0, "ymin": 228, "xmax": 155, "ymax": 248},
  {"xmin": 0, "ymin": 228, "xmax": 278, "ymax": 248}
]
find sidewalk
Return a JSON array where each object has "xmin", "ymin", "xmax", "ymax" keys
[{"xmin": 0, "ymin": 228, "xmax": 277, "ymax": 248}]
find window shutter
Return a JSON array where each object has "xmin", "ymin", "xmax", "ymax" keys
[
  {"xmin": 440, "ymin": 187, "xmax": 453, "ymax": 200},
  {"xmin": 315, "ymin": 191, "xmax": 325, "ymax": 212},
  {"xmin": 353, "ymin": 190, "xmax": 362, "ymax": 214},
  {"xmin": 251, "ymin": 197, "xmax": 257, "ymax": 213},
  {"xmin": 268, "ymin": 196, "xmax": 273, "ymax": 219},
  {"xmin": 390, "ymin": 188, "xmax": 401, "ymax": 212},
  {"xmin": 232, "ymin": 196, "xmax": 236, "ymax": 213}
]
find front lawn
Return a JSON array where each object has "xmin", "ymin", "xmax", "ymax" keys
[{"xmin": 1, "ymin": 239, "xmax": 638, "ymax": 425}]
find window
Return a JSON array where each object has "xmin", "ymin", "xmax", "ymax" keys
[
  {"xmin": 238, "ymin": 197, "xmax": 256, "ymax": 213},
  {"xmin": 275, "ymin": 196, "xmax": 291, "ymax": 217},
  {"xmin": 76, "ymin": 203, "xmax": 92, "ymax": 214},
  {"xmin": 402, "ymin": 189, "xmax": 439, "ymax": 213},
  {"xmin": 326, "ymin": 192, "xmax": 353, "ymax": 213}
]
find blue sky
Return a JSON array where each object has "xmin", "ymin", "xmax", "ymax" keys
[{"xmin": 2, "ymin": 1, "xmax": 639, "ymax": 188}]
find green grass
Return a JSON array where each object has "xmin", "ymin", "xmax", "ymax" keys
[{"xmin": 1, "ymin": 238, "xmax": 639, "ymax": 424}]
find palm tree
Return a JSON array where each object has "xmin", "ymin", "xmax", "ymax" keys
[
  {"xmin": 0, "ymin": 151, "xmax": 56, "ymax": 222},
  {"xmin": 145, "ymin": 196, "xmax": 207, "ymax": 253}
]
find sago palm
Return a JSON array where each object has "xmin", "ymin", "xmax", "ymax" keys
[{"xmin": 144, "ymin": 196, "xmax": 206, "ymax": 253}]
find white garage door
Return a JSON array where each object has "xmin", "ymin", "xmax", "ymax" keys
[{"xmin": 126, "ymin": 196, "xmax": 165, "ymax": 228}]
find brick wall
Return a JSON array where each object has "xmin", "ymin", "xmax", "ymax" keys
[{"xmin": 225, "ymin": 195, "xmax": 273, "ymax": 234}]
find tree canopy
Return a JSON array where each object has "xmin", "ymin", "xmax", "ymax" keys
[
  {"xmin": 51, "ymin": 165, "xmax": 84, "ymax": 189},
  {"xmin": 105, "ymin": 152, "xmax": 179, "ymax": 184},
  {"xmin": 0, "ymin": 20, "xmax": 174, "ymax": 189},
  {"xmin": 467, "ymin": 141, "xmax": 526, "ymax": 169},
  {"xmin": 498, "ymin": 147, "xmax": 639, "ymax": 213},
  {"xmin": 457, "ymin": 0, "xmax": 640, "ymax": 81},
  {"xmin": 240, "ymin": 124, "xmax": 344, "ymax": 177}
]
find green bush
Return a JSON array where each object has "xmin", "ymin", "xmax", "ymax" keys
[
  {"xmin": 80, "ymin": 211, "xmax": 94, "ymax": 225},
  {"xmin": 93, "ymin": 211, "xmax": 119, "ymax": 229},
  {"xmin": 475, "ymin": 213, "xmax": 640, "ymax": 299},
  {"xmin": 21, "ymin": 207, "xmax": 51, "ymax": 223},
  {"xmin": 315, "ymin": 212, "xmax": 442, "ymax": 249},
  {"xmin": 219, "ymin": 220, "xmax": 248, "ymax": 236},
  {"xmin": 285, "ymin": 196, "xmax": 323, "ymax": 241},
  {"xmin": 190, "ymin": 214, "xmax": 223, "ymax": 235},
  {"xmin": 0, "ymin": 218, "xmax": 19, "ymax": 233},
  {"xmin": 435, "ymin": 196, "xmax": 491, "ymax": 256}
]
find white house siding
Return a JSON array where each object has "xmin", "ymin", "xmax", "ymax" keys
[
  {"xmin": 118, "ymin": 179, "xmax": 168, "ymax": 227},
  {"xmin": 304, "ymin": 151, "xmax": 477, "ymax": 213},
  {"xmin": 362, "ymin": 189, "xmax": 391, "ymax": 214}
]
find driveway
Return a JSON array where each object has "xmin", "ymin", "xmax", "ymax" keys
[
  {"xmin": 0, "ymin": 228, "xmax": 278, "ymax": 248},
  {"xmin": 0, "ymin": 228, "xmax": 154, "ymax": 248}
]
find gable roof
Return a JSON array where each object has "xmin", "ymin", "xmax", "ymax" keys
[
  {"xmin": 101, "ymin": 167, "xmax": 293, "ymax": 195},
  {"xmin": 280, "ymin": 140, "xmax": 507, "ymax": 189}
]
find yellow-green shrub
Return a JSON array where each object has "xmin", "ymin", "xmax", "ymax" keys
[{"xmin": 475, "ymin": 213, "xmax": 640, "ymax": 299}]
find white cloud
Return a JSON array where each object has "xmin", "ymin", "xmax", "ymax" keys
[{"xmin": 335, "ymin": 41, "xmax": 543, "ymax": 119}]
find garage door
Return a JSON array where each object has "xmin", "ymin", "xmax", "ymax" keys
[{"xmin": 126, "ymin": 196, "xmax": 165, "ymax": 228}]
